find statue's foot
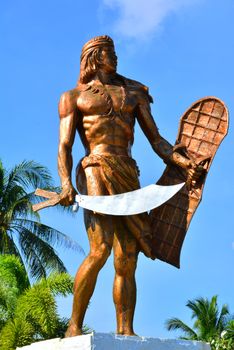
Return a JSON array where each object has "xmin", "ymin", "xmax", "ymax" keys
[
  {"xmin": 65, "ymin": 323, "xmax": 82, "ymax": 338},
  {"xmin": 116, "ymin": 330, "xmax": 138, "ymax": 336}
]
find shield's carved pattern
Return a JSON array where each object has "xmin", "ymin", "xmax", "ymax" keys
[{"xmin": 150, "ymin": 97, "xmax": 229, "ymax": 268}]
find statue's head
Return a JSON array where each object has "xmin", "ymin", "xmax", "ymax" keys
[{"xmin": 79, "ymin": 35, "xmax": 117, "ymax": 84}]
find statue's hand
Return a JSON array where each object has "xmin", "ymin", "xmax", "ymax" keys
[
  {"xmin": 171, "ymin": 148, "xmax": 206, "ymax": 188},
  {"xmin": 187, "ymin": 161, "xmax": 204, "ymax": 187},
  {"xmin": 59, "ymin": 184, "xmax": 77, "ymax": 206}
]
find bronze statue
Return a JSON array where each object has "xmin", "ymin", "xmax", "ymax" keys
[
  {"xmin": 33, "ymin": 35, "xmax": 228, "ymax": 336},
  {"xmin": 57, "ymin": 35, "xmax": 203, "ymax": 337}
]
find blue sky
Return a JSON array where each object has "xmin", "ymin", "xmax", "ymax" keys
[{"xmin": 1, "ymin": 0, "xmax": 234, "ymax": 338}]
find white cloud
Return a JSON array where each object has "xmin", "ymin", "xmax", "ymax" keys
[{"xmin": 102, "ymin": 0, "xmax": 199, "ymax": 39}]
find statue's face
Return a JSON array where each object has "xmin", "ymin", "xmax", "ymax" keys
[{"xmin": 100, "ymin": 46, "xmax": 117, "ymax": 73}]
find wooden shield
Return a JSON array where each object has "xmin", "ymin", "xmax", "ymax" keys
[{"xmin": 150, "ymin": 97, "xmax": 229, "ymax": 268}]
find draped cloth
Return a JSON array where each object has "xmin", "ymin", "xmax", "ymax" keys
[{"xmin": 76, "ymin": 154, "xmax": 155, "ymax": 259}]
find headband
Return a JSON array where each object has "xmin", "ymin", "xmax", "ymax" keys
[{"xmin": 81, "ymin": 35, "xmax": 114, "ymax": 61}]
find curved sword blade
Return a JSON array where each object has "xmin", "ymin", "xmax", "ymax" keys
[{"xmin": 74, "ymin": 182, "xmax": 185, "ymax": 215}]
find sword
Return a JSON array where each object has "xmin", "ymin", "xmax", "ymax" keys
[{"xmin": 33, "ymin": 182, "xmax": 185, "ymax": 215}]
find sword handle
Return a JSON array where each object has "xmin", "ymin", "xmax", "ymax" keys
[
  {"xmin": 72, "ymin": 202, "xmax": 79, "ymax": 213},
  {"xmin": 33, "ymin": 188, "xmax": 61, "ymax": 212},
  {"xmin": 32, "ymin": 195, "xmax": 61, "ymax": 212}
]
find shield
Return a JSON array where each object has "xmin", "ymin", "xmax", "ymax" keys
[{"xmin": 150, "ymin": 97, "xmax": 229, "ymax": 268}]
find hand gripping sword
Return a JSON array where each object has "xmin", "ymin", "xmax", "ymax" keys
[{"xmin": 32, "ymin": 182, "xmax": 185, "ymax": 215}]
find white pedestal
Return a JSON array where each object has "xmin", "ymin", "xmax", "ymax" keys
[{"xmin": 17, "ymin": 332, "xmax": 211, "ymax": 350}]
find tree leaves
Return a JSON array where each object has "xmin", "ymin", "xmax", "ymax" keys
[
  {"xmin": 0, "ymin": 160, "xmax": 83, "ymax": 280},
  {"xmin": 165, "ymin": 296, "xmax": 234, "ymax": 349},
  {"xmin": 0, "ymin": 256, "xmax": 74, "ymax": 350}
]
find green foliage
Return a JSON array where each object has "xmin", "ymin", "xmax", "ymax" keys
[
  {"xmin": 0, "ymin": 159, "xmax": 83, "ymax": 280},
  {"xmin": 210, "ymin": 321, "xmax": 234, "ymax": 350},
  {"xmin": 0, "ymin": 255, "xmax": 30, "ymax": 330},
  {"xmin": 166, "ymin": 296, "xmax": 234, "ymax": 350},
  {"xmin": 0, "ymin": 319, "xmax": 35, "ymax": 350},
  {"xmin": 0, "ymin": 254, "xmax": 30, "ymax": 292},
  {"xmin": 0, "ymin": 255, "xmax": 74, "ymax": 350},
  {"xmin": 226, "ymin": 320, "xmax": 234, "ymax": 338},
  {"xmin": 210, "ymin": 335, "xmax": 234, "ymax": 350}
]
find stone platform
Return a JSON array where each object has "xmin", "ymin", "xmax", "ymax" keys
[{"xmin": 17, "ymin": 332, "xmax": 210, "ymax": 350}]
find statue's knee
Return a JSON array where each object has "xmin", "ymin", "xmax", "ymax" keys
[
  {"xmin": 100, "ymin": 242, "xmax": 112, "ymax": 259},
  {"xmin": 114, "ymin": 255, "xmax": 137, "ymax": 276},
  {"xmin": 91, "ymin": 243, "xmax": 111, "ymax": 266}
]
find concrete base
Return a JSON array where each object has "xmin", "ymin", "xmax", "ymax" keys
[{"xmin": 17, "ymin": 332, "xmax": 211, "ymax": 350}]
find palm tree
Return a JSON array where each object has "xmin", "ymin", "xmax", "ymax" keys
[
  {"xmin": 0, "ymin": 255, "xmax": 74, "ymax": 349},
  {"xmin": 226, "ymin": 320, "xmax": 234, "ymax": 338},
  {"xmin": 0, "ymin": 254, "xmax": 30, "ymax": 331},
  {"xmin": 166, "ymin": 295, "xmax": 230, "ymax": 343},
  {"xmin": 0, "ymin": 160, "xmax": 82, "ymax": 280}
]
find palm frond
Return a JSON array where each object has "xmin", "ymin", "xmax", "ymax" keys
[
  {"xmin": 0, "ymin": 228, "xmax": 14, "ymax": 255},
  {"xmin": 13, "ymin": 218, "xmax": 84, "ymax": 253},
  {"xmin": 167, "ymin": 296, "xmax": 233, "ymax": 343},
  {"xmin": 1, "ymin": 184, "xmax": 26, "ymax": 207},
  {"xmin": 0, "ymin": 159, "xmax": 84, "ymax": 284},
  {"xmin": 0, "ymin": 318, "xmax": 35, "ymax": 350},
  {"xmin": 0, "ymin": 255, "xmax": 77, "ymax": 348},
  {"xmin": 0, "ymin": 255, "xmax": 30, "ymax": 293},
  {"xmin": 0, "ymin": 159, "xmax": 5, "ymax": 198},
  {"xmin": 39, "ymin": 272, "xmax": 73, "ymax": 297},
  {"xmin": 217, "ymin": 303, "xmax": 229, "ymax": 330},
  {"xmin": 15, "ymin": 225, "xmax": 67, "ymax": 279},
  {"xmin": 0, "ymin": 229, "xmax": 23, "ymax": 265},
  {"xmin": 165, "ymin": 317, "xmax": 198, "ymax": 339},
  {"xmin": 16, "ymin": 284, "xmax": 59, "ymax": 338},
  {"xmin": 1, "ymin": 196, "xmax": 33, "ymax": 227},
  {"xmin": 0, "ymin": 256, "xmax": 29, "ymax": 330},
  {"xmin": 187, "ymin": 298, "xmax": 205, "ymax": 320},
  {"xmin": 5, "ymin": 160, "xmax": 53, "ymax": 193},
  {"xmin": 226, "ymin": 320, "xmax": 234, "ymax": 339},
  {"xmin": 7, "ymin": 195, "xmax": 40, "ymax": 221}
]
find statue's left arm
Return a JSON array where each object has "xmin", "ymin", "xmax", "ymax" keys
[{"xmin": 136, "ymin": 88, "xmax": 199, "ymax": 176}]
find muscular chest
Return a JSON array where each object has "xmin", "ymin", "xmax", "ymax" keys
[{"xmin": 77, "ymin": 84, "xmax": 137, "ymax": 116}]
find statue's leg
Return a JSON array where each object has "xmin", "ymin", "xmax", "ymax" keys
[
  {"xmin": 66, "ymin": 167, "xmax": 114, "ymax": 337},
  {"xmin": 113, "ymin": 220, "xmax": 139, "ymax": 336}
]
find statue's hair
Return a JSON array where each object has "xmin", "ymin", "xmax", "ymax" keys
[
  {"xmin": 78, "ymin": 35, "xmax": 114, "ymax": 84},
  {"xmin": 78, "ymin": 47, "xmax": 102, "ymax": 84}
]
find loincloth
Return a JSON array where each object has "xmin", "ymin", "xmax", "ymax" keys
[{"xmin": 76, "ymin": 154, "xmax": 155, "ymax": 259}]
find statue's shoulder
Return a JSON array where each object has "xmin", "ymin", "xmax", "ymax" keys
[
  {"xmin": 118, "ymin": 74, "xmax": 153, "ymax": 103},
  {"xmin": 58, "ymin": 87, "xmax": 80, "ymax": 118}
]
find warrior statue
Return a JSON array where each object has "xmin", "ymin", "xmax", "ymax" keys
[
  {"xmin": 57, "ymin": 35, "xmax": 202, "ymax": 337},
  {"xmin": 34, "ymin": 35, "xmax": 228, "ymax": 336}
]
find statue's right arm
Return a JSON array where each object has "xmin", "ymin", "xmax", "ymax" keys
[{"xmin": 58, "ymin": 91, "xmax": 78, "ymax": 206}]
